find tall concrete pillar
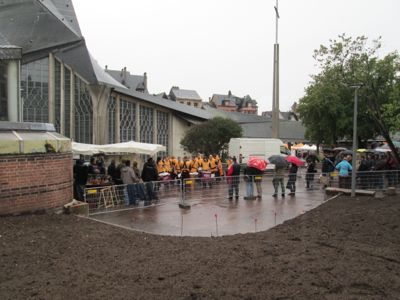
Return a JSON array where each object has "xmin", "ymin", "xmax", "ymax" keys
[
  {"xmin": 89, "ymin": 84, "xmax": 111, "ymax": 145},
  {"xmin": 70, "ymin": 72, "xmax": 75, "ymax": 140},
  {"xmin": 7, "ymin": 60, "xmax": 19, "ymax": 122},
  {"xmin": 48, "ymin": 53, "xmax": 55, "ymax": 125},
  {"xmin": 60, "ymin": 62, "xmax": 65, "ymax": 134},
  {"xmin": 115, "ymin": 94, "xmax": 121, "ymax": 143},
  {"xmin": 153, "ymin": 108, "xmax": 157, "ymax": 145},
  {"xmin": 135, "ymin": 102, "xmax": 140, "ymax": 142}
]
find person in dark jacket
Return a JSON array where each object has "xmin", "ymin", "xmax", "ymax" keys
[
  {"xmin": 243, "ymin": 166, "xmax": 259, "ymax": 200},
  {"xmin": 73, "ymin": 159, "xmax": 88, "ymax": 201},
  {"xmin": 107, "ymin": 160, "xmax": 119, "ymax": 183},
  {"xmin": 286, "ymin": 163, "xmax": 298, "ymax": 196},
  {"xmin": 141, "ymin": 157, "xmax": 159, "ymax": 205},
  {"xmin": 306, "ymin": 157, "xmax": 317, "ymax": 190},
  {"xmin": 88, "ymin": 157, "xmax": 99, "ymax": 174},
  {"xmin": 358, "ymin": 155, "xmax": 371, "ymax": 189},
  {"xmin": 321, "ymin": 151, "xmax": 335, "ymax": 187},
  {"xmin": 226, "ymin": 157, "xmax": 241, "ymax": 201}
]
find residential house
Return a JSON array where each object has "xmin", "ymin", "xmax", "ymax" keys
[
  {"xmin": 169, "ymin": 86, "xmax": 203, "ymax": 108},
  {"xmin": 209, "ymin": 91, "xmax": 258, "ymax": 115},
  {"xmin": 105, "ymin": 67, "xmax": 148, "ymax": 94},
  {"xmin": 262, "ymin": 110, "xmax": 299, "ymax": 121}
]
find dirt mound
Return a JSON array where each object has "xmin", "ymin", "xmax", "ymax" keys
[{"xmin": 1, "ymin": 195, "xmax": 399, "ymax": 299}]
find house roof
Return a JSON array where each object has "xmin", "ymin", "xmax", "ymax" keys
[
  {"xmin": 262, "ymin": 111, "xmax": 298, "ymax": 121},
  {"xmin": 106, "ymin": 69, "xmax": 148, "ymax": 93},
  {"xmin": 211, "ymin": 92, "xmax": 258, "ymax": 108},
  {"xmin": 203, "ymin": 104, "xmax": 305, "ymax": 141},
  {"xmin": 203, "ymin": 104, "xmax": 268, "ymax": 122},
  {"xmin": 89, "ymin": 57, "xmax": 127, "ymax": 89},
  {"xmin": 170, "ymin": 88, "xmax": 202, "ymax": 101},
  {"xmin": 210, "ymin": 93, "xmax": 238, "ymax": 106},
  {"xmin": 239, "ymin": 121, "xmax": 306, "ymax": 142}
]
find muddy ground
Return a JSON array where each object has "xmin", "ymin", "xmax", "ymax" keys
[{"xmin": 1, "ymin": 195, "xmax": 400, "ymax": 299}]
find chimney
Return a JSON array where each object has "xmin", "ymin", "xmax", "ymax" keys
[
  {"xmin": 105, "ymin": 65, "xmax": 108, "ymax": 70},
  {"xmin": 143, "ymin": 72, "xmax": 147, "ymax": 91},
  {"xmin": 228, "ymin": 90, "xmax": 232, "ymax": 97},
  {"xmin": 121, "ymin": 67, "xmax": 127, "ymax": 84}
]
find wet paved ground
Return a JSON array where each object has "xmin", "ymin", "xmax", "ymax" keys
[{"xmin": 90, "ymin": 176, "xmax": 327, "ymax": 237}]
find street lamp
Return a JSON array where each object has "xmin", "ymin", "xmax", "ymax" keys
[
  {"xmin": 349, "ymin": 84, "xmax": 363, "ymax": 197},
  {"xmin": 272, "ymin": 0, "xmax": 280, "ymax": 138}
]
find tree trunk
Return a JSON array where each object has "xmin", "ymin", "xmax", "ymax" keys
[{"xmin": 372, "ymin": 115, "xmax": 400, "ymax": 167}]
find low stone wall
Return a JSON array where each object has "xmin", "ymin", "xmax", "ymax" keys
[{"xmin": 0, "ymin": 153, "xmax": 73, "ymax": 216}]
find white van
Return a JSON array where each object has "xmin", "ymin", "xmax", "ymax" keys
[{"xmin": 228, "ymin": 138, "xmax": 286, "ymax": 165}]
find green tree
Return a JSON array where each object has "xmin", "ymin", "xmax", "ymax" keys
[
  {"xmin": 180, "ymin": 117, "xmax": 242, "ymax": 155},
  {"xmin": 298, "ymin": 34, "xmax": 400, "ymax": 164}
]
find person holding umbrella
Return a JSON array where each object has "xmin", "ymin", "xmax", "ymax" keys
[
  {"xmin": 285, "ymin": 155, "xmax": 304, "ymax": 196},
  {"xmin": 269, "ymin": 155, "xmax": 288, "ymax": 198},
  {"xmin": 247, "ymin": 157, "xmax": 266, "ymax": 200}
]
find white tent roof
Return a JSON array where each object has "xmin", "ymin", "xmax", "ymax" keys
[
  {"xmin": 299, "ymin": 144, "xmax": 317, "ymax": 151},
  {"xmin": 72, "ymin": 141, "xmax": 166, "ymax": 156}
]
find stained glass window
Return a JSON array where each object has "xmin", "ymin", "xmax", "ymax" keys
[
  {"xmin": 74, "ymin": 76, "xmax": 92, "ymax": 143},
  {"xmin": 107, "ymin": 95, "xmax": 116, "ymax": 144},
  {"xmin": 157, "ymin": 111, "xmax": 169, "ymax": 156},
  {"xmin": 140, "ymin": 105, "xmax": 153, "ymax": 144},
  {"xmin": 0, "ymin": 61, "xmax": 6, "ymax": 121},
  {"xmin": 64, "ymin": 67, "xmax": 71, "ymax": 138},
  {"xmin": 120, "ymin": 98, "xmax": 136, "ymax": 142},
  {"xmin": 21, "ymin": 58, "xmax": 49, "ymax": 123},
  {"xmin": 54, "ymin": 60, "xmax": 61, "ymax": 132}
]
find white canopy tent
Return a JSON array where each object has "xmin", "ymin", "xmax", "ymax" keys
[
  {"xmin": 72, "ymin": 141, "xmax": 166, "ymax": 156},
  {"xmin": 298, "ymin": 144, "xmax": 317, "ymax": 151}
]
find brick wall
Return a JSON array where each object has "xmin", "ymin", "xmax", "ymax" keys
[{"xmin": 0, "ymin": 153, "xmax": 73, "ymax": 216}]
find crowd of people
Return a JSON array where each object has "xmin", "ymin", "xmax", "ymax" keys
[
  {"xmin": 155, "ymin": 154, "xmax": 224, "ymax": 180},
  {"xmin": 73, "ymin": 154, "xmax": 225, "ymax": 205},
  {"xmin": 73, "ymin": 148, "xmax": 399, "ymax": 206},
  {"xmin": 320, "ymin": 149, "xmax": 399, "ymax": 189}
]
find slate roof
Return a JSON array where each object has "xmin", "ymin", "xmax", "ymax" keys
[
  {"xmin": 239, "ymin": 121, "xmax": 306, "ymax": 142},
  {"xmin": 0, "ymin": 0, "xmax": 125, "ymax": 87},
  {"xmin": 169, "ymin": 88, "xmax": 202, "ymax": 101},
  {"xmin": 211, "ymin": 92, "xmax": 258, "ymax": 110},
  {"xmin": 0, "ymin": 0, "xmax": 82, "ymax": 55},
  {"xmin": 40, "ymin": 0, "xmax": 82, "ymax": 37},
  {"xmin": 203, "ymin": 104, "xmax": 268, "ymax": 122},
  {"xmin": 203, "ymin": 104, "xmax": 306, "ymax": 141},
  {"xmin": 211, "ymin": 93, "xmax": 238, "ymax": 106},
  {"xmin": 0, "ymin": 32, "xmax": 11, "ymax": 46},
  {"xmin": 262, "ymin": 111, "xmax": 298, "ymax": 121},
  {"xmin": 105, "ymin": 69, "xmax": 148, "ymax": 93},
  {"xmin": 0, "ymin": 33, "xmax": 22, "ymax": 59},
  {"xmin": 114, "ymin": 86, "xmax": 211, "ymax": 122}
]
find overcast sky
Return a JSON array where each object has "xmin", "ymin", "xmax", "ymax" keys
[{"xmin": 73, "ymin": 0, "xmax": 400, "ymax": 113}]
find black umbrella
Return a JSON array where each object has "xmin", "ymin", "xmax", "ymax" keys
[
  {"xmin": 341, "ymin": 150, "xmax": 354, "ymax": 155},
  {"xmin": 268, "ymin": 155, "xmax": 288, "ymax": 168}
]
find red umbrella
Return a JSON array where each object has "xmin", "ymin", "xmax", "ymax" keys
[
  {"xmin": 247, "ymin": 157, "xmax": 267, "ymax": 171},
  {"xmin": 285, "ymin": 155, "xmax": 305, "ymax": 166}
]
